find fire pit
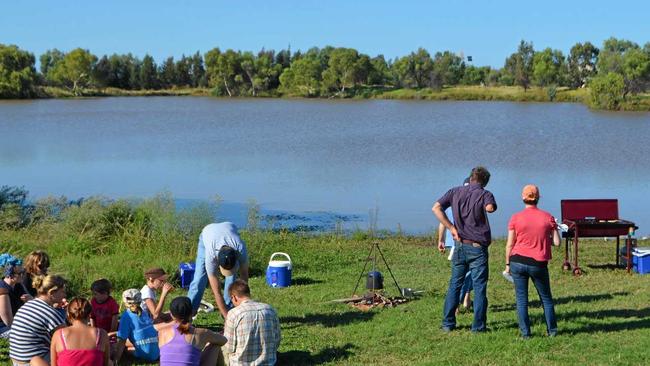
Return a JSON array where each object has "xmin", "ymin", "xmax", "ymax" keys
[{"xmin": 345, "ymin": 292, "xmax": 410, "ymax": 311}]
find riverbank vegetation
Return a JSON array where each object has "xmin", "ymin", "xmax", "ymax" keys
[
  {"xmin": 1, "ymin": 186, "xmax": 650, "ymax": 365},
  {"xmin": 1, "ymin": 38, "xmax": 649, "ymax": 110}
]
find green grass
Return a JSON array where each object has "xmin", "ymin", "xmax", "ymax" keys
[
  {"xmin": 1, "ymin": 196, "xmax": 649, "ymax": 365},
  {"xmin": 378, "ymin": 85, "xmax": 591, "ymax": 104},
  {"xmin": 38, "ymin": 86, "xmax": 212, "ymax": 98}
]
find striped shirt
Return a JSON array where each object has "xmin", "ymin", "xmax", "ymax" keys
[
  {"xmin": 224, "ymin": 299, "xmax": 281, "ymax": 366},
  {"xmin": 9, "ymin": 298, "xmax": 66, "ymax": 362}
]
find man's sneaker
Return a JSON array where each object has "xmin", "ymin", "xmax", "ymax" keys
[
  {"xmin": 441, "ymin": 326, "xmax": 454, "ymax": 333},
  {"xmin": 198, "ymin": 300, "xmax": 215, "ymax": 313}
]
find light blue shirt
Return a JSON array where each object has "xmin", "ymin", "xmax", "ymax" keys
[
  {"xmin": 444, "ymin": 209, "xmax": 455, "ymax": 248},
  {"xmin": 201, "ymin": 222, "xmax": 249, "ymax": 276}
]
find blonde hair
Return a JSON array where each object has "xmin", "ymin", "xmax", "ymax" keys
[
  {"xmin": 32, "ymin": 274, "xmax": 66, "ymax": 296},
  {"xmin": 24, "ymin": 250, "xmax": 50, "ymax": 276}
]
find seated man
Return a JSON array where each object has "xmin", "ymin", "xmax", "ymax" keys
[{"xmin": 224, "ymin": 280, "xmax": 280, "ymax": 366}]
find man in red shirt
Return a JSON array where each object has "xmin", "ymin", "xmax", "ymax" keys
[{"xmin": 504, "ymin": 184, "xmax": 560, "ymax": 339}]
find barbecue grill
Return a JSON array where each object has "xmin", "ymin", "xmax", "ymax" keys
[{"xmin": 561, "ymin": 199, "xmax": 638, "ymax": 275}]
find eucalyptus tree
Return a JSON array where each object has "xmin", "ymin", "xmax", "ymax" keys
[
  {"xmin": 205, "ymin": 48, "xmax": 242, "ymax": 97},
  {"xmin": 532, "ymin": 48, "xmax": 566, "ymax": 87},
  {"xmin": 504, "ymin": 40, "xmax": 535, "ymax": 91},
  {"xmin": 0, "ymin": 44, "xmax": 37, "ymax": 98},
  {"xmin": 140, "ymin": 54, "xmax": 159, "ymax": 89},
  {"xmin": 321, "ymin": 47, "xmax": 362, "ymax": 96},
  {"xmin": 567, "ymin": 42, "xmax": 599, "ymax": 88},
  {"xmin": 39, "ymin": 49, "xmax": 64, "ymax": 80},
  {"xmin": 433, "ymin": 51, "xmax": 464, "ymax": 86},
  {"xmin": 279, "ymin": 56, "xmax": 322, "ymax": 97},
  {"xmin": 48, "ymin": 48, "xmax": 97, "ymax": 95}
]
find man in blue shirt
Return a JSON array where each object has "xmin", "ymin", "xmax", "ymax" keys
[
  {"xmin": 187, "ymin": 222, "xmax": 249, "ymax": 319},
  {"xmin": 433, "ymin": 166, "xmax": 497, "ymax": 333}
]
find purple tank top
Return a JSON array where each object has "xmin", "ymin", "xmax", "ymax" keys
[{"xmin": 159, "ymin": 326, "xmax": 201, "ymax": 366}]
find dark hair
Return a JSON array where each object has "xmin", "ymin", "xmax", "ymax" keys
[
  {"xmin": 67, "ymin": 297, "xmax": 92, "ymax": 322},
  {"xmin": 470, "ymin": 166, "xmax": 491, "ymax": 187},
  {"xmin": 170, "ymin": 296, "xmax": 193, "ymax": 334},
  {"xmin": 90, "ymin": 278, "xmax": 112, "ymax": 294},
  {"xmin": 228, "ymin": 279, "xmax": 251, "ymax": 298}
]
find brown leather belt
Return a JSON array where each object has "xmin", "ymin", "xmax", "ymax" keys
[{"xmin": 461, "ymin": 239, "xmax": 483, "ymax": 248}]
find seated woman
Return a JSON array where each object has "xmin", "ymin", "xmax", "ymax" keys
[
  {"xmin": 0, "ymin": 254, "xmax": 31, "ymax": 338},
  {"xmin": 9, "ymin": 274, "xmax": 67, "ymax": 365},
  {"xmin": 114, "ymin": 288, "xmax": 160, "ymax": 363},
  {"xmin": 50, "ymin": 297, "xmax": 110, "ymax": 366},
  {"xmin": 22, "ymin": 250, "xmax": 50, "ymax": 298},
  {"xmin": 158, "ymin": 296, "xmax": 227, "ymax": 366}
]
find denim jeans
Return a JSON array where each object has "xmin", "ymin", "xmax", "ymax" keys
[
  {"xmin": 459, "ymin": 272, "xmax": 473, "ymax": 303},
  {"xmin": 187, "ymin": 235, "xmax": 236, "ymax": 312},
  {"xmin": 510, "ymin": 262, "xmax": 557, "ymax": 337},
  {"xmin": 442, "ymin": 243, "xmax": 489, "ymax": 331}
]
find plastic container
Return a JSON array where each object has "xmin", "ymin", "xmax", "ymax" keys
[
  {"xmin": 633, "ymin": 247, "xmax": 650, "ymax": 274},
  {"xmin": 266, "ymin": 252, "xmax": 292, "ymax": 288},
  {"xmin": 179, "ymin": 262, "xmax": 195, "ymax": 289}
]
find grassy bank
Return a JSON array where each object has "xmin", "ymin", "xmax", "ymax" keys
[
  {"xmin": 37, "ymin": 86, "xmax": 212, "ymax": 98},
  {"xmin": 32, "ymin": 85, "xmax": 650, "ymax": 111},
  {"xmin": 1, "ymin": 194, "xmax": 650, "ymax": 365}
]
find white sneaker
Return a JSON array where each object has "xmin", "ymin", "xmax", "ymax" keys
[{"xmin": 198, "ymin": 300, "xmax": 215, "ymax": 313}]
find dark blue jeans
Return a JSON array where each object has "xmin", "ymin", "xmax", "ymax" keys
[
  {"xmin": 442, "ymin": 243, "xmax": 489, "ymax": 331},
  {"xmin": 510, "ymin": 262, "xmax": 558, "ymax": 337}
]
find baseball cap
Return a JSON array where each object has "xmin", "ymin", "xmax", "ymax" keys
[
  {"xmin": 144, "ymin": 267, "xmax": 168, "ymax": 281},
  {"xmin": 170, "ymin": 296, "xmax": 193, "ymax": 319},
  {"xmin": 122, "ymin": 288, "xmax": 142, "ymax": 305},
  {"xmin": 522, "ymin": 184, "xmax": 540, "ymax": 202},
  {"xmin": 218, "ymin": 246, "xmax": 240, "ymax": 277}
]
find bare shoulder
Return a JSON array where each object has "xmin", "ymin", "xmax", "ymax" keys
[{"xmin": 156, "ymin": 322, "xmax": 174, "ymax": 334}]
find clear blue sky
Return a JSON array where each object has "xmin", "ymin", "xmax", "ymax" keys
[{"xmin": 1, "ymin": 0, "xmax": 648, "ymax": 68}]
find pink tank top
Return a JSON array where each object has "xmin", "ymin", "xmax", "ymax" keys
[{"xmin": 56, "ymin": 328, "xmax": 104, "ymax": 366}]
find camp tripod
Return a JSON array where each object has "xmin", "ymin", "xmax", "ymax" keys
[{"xmin": 352, "ymin": 242, "xmax": 402, "ymax": 296}]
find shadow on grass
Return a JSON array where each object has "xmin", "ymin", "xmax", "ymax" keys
[
  {"xmin": 278, "ymin": 343, "xmax": 356, "ymax": 365},
  {"xmin": 586, "ymin": 263, "xmax": 625, "ymax": 270},
  {"xmin": 492, "ymin": 307, "xmax": 650, "ymax": 334},
  {"xmin": 292, "ymin": 276, "xmax": 324, "ymax": 286},
  {"xmin": 490, "ymin": 292, "xmax": 629, "ymax": 312},
  {"xmin": 281, "ymin": 311, "xmax": 377, "ymax": 329}
]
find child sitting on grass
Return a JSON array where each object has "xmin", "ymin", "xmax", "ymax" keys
[
  {"xmin": 89, "ymin": 279, "xmax": 119, "ymax": 334},
  {"xmin": 113, "ymin": 288, "xmax": 160, "ymax": 363},
  {"xmin": 141, "ymin": 267, "xmax": 173, "ymax": 323}
]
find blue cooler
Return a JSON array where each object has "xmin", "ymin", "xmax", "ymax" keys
[
  {"xmin": 179, "ymin": 262, "xmax": 196, "ymax": 289},
  {"xmin": 266, "ymin": 252, "xmax": 292, "ymax": 288}
]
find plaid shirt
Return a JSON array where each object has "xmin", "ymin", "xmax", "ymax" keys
[{"xmin": 224, "ymin": 299, "xmax": 281, "ymax": 366}]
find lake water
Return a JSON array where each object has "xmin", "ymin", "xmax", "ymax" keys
[{"xmin": 1, "ymin": 97, "xmax": 649, "ymax": 236}]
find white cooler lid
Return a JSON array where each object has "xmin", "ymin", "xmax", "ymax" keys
[{"xmin": 268, "ymin": 260, "xmax": 291, "ymax": 268}]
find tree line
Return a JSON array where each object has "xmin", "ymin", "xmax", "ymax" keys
[{"xmin": 1, "ymin": 38, "xmax": 649, "ymax": 109}]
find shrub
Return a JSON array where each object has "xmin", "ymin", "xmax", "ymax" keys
[{"xmin": 589, "ymin": 72, "xmax": 625, "ymax": 110}]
